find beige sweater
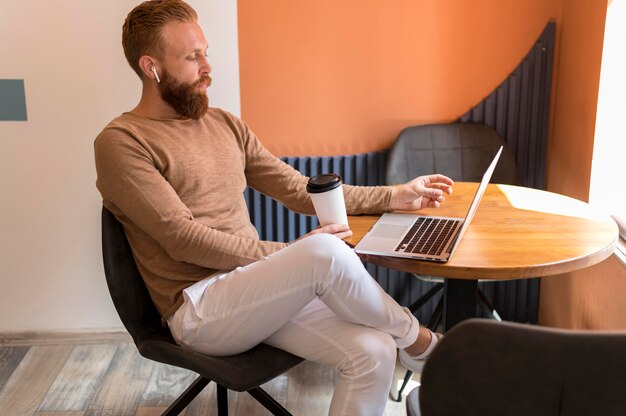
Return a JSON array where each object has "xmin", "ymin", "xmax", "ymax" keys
[{"xmin": 94, "ymin": 109, "xmax": 392, "ymax": 320}]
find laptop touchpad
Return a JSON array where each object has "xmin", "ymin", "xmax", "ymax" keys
[{"xmin": 371, "ymin": 224, "xmax": 407, "ymax": 239}]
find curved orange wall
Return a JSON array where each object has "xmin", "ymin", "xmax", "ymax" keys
[
  {"xmin": 546, "ymin": 0, "xmax": 607, "ymax": 202},
  {"xmin": 238, "ymin": 0, "xmax": 561, "ymax": 157}
]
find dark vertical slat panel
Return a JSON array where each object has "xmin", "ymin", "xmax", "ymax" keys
[
  {"xmin": 343, "ymin": 156, "xmax": 354, "ymax": 185},
  {"xmin": 506, "ymin": 71, "xmax": 521, "ymax": 166},
  {"xmin": 277, "ymin": 201, "xmax": 286, "ymax": 242},
  {"xmin": 321, "ymin": 156, "xmax": 331, "ymax": 175},
  {"xmin": 527, "ymin": 45, "xmax": 541, "ymax": 188},
  {"xmin": 313, "ymin": 156, "xmax": 322, "ymax": 177},
  {"xmin": 528, "ymin": 279, "xmax": 540, "ymax": 323},
  {"xmin": 528, "ymin": 44, "xmax": 543, "ymax": 188},
  {"xmin": 516, "ymin": 278, "xmax": 529, "ymax": 322},
  {"xmin": 495, "ymin": 83, "xmax": 509, "ymax": 139},
  {"xmin": 332, "ymin": 156, "xmax": 342, "ymax": 181},
  {"xmin": 355, "ymin": 154, "xmax": 367, "ymax": 186},
  {"xmin": 478, "ymin": 281, "xmax": 494, "ymax": 318},
  {"xmin": 517, "ymin": 60, "xmax": 532, "ymax": 188},
  {"xmin": 535, "ymin": 22, "xmax": 556, "ymax": 190},
  {"xmin": 496, "ymin": 281, "xmax": 509, "ymax": 320},
  {"xmin": 366, "ymin": 152, "xmax": 378, "ymax": 186},
  {"xmin": 529, "ymin": 43, "xmax": 545, "ymax": 188},
  {"xmin": 484, "ymin": 91, "xmax": 497, "ymax": 128},
  {"xmin": 505, "ymin": 281, "xmax": 518, "ymax": 321},
  {"xmin": 378, "ymin": 151, "xmax": 388, "ymax": 184}
]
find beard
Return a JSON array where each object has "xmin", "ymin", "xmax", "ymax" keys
[{"xmin": 158, "ymin": 69, "xmax": 212, "ymax": 120}]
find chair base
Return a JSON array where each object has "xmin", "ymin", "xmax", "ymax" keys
[
  {"xmin": 161, "ymin": 375, "xmax": 294, "ymax": 416},
  {"xmin": 162, "ymin": 376, "xmax": 211, "ymax": 415}
]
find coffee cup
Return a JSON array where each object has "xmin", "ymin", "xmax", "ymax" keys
[{"xmin": 306, "ymin": 174, "xmax": 348, "ymax": 227}]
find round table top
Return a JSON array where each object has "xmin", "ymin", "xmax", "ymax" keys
[{"xmin": 345, "ymin": 183, "xmax": 619, "ymax": 280}]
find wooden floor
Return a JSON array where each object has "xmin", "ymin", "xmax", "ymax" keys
[{"xmin": 0, "ymin": 333, "xmax": 417, "ymax": 415}]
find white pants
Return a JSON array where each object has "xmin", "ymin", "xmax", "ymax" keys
[{"xmin": 168, "ymin": 233, "xmax": 420, "ymax": 416}]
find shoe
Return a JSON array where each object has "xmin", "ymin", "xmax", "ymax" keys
[{"xmin": 399, "ymin": 330, "xmax": 443, "ymax": 373}]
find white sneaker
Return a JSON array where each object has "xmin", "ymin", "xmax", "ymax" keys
[{"xmin": 399, "ymin": 330, "xmax": 443, "ymax": 373}]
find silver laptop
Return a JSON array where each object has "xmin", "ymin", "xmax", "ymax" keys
[{"xmin": 355, "ymin": 146, "xmax": 503, "ymax": 262}]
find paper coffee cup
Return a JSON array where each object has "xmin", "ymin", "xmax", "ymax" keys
[{"xmin": 306, "ymin": 174, "xmax": 348, "ymax": 226}]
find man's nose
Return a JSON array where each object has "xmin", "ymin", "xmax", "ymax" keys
[{"xmin": 200, "ymin": 56, "xmax": 212, "ymax": 74}]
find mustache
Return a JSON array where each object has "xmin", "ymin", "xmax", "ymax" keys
[{"xmin": 195, "ymin": 74, "xmax": 212, "ymax": 88}]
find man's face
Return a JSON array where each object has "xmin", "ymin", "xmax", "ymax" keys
[
  {"xmin": 157, "ymin": 22, "xmax": 212, "ymax": 119},
  {"xmin": 158, "ymin": 66, "xmax": 211, "ymax": 120}
]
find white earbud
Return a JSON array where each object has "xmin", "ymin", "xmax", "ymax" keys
[{"xmin": 151, "ymin": 66, "xmax": 161, "ymax": 83}]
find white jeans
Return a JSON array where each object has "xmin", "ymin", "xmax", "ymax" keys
[{"xmin": 168, "ymin": 233, "xmax": 420, "ymax": 416}]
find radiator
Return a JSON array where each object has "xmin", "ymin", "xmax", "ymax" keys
[
  {"xmin": 244, "ymin": 22, "xmax": 556, "ymax": 325},
  {"xmin": 245, "ymin": 152, "xmax": 387, "ymax": 242}
]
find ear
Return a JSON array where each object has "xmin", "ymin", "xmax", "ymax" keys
[{"xmin": 138, "ymin": 55, "xmax": 160, "ymax": 82}]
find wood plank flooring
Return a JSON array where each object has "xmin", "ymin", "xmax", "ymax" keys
[{"xmin": 0, "ymin": 334, "xmax": 417, "ymax": 415}]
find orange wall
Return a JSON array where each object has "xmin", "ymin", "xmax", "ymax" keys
[
  {"xmin": 546, "ymin": 0, "xmax": 607, "ymax": 202},
  {"xmin": 540, "ymin": 256, "xmax": 626, "ymax": 330},
  {"xmin": 238, "ymin": 0, "xmax": 561, "ymax": 157},
  {"xmin": 540, "ymin": 0, "xmax": 626, "ymax": 330}
]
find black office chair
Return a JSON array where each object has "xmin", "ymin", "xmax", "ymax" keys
[
  {"xmin": 386, "ymin": 122, "xmax": 517, "ymax": 399},
  {"xmin": 407, "ymin": 319, "xmax": 626, "ymax": 416},
  {"xmin": 101, "ymin": 207, "xmax": 304, "ymax": 415}
]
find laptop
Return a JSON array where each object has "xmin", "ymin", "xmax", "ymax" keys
[{"xmin": 354, "ymin": 146, "xmax": 503, "ymax": 262}]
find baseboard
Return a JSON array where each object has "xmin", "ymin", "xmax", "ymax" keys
[{"xmin": 0, "ymin": 328, "xmax": 131, "ymax": 346}]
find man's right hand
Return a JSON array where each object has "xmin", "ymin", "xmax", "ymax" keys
[{"xmin": 291, "ymin": 224, "xmax": 353, "ymax": 245}]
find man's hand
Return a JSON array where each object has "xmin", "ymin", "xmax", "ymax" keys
[
  {"xmin": 390, "ymin": 174, "xmax": 454, "ymax": 211},
  {"xmin": 291, "ymin": 224, "xmax": 353, "ymax": 245}
]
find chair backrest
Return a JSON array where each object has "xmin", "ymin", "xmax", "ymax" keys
[
  {"xmin": 101, "ymin": 207, "xmax": 168, "ymax": 345},
  {"xmin": 386, "ymin": 123, "xmax": 517, "ymax": 185},
  {"xmin": 419, "ymin": 319, "xmax": 626, "ymax": 415}
]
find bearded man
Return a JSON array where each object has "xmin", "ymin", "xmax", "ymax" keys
[{"xmin": 94, "ymin": 1, "xmax": 452, "ymax": 415}]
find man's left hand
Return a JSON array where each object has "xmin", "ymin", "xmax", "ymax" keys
[{"xmin": 390, "ymin": 174, "xmax": 454, "ymax": 211}]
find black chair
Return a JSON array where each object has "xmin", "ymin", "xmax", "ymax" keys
[
  {"xmin": 101, "ymin": 207, "xmax": 304, "ymax": 415},
  {"xmin": 385, "ymin": 122, "xmax": 518, "ymax": 399},
  {"xmin": 407, "ymin": 319, "xmax": 626, "ymax": 416}
]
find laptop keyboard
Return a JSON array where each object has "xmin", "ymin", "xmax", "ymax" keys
[{"xmin": 395, "ymin": 217, "xmax": 460, "ymax": 256}]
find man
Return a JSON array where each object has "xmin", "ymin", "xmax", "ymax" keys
[{"xmin": 94, "ymin": 1, "xmax": 453, "ymax": 414}]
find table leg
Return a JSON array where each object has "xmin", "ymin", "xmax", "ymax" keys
[{"xmin": 443, "ymin": 279, "xmax": 478, "ymax": 332}]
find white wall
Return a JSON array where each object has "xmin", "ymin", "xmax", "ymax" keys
[{"xmin": 0, "ymin": 0, "xmax": 240, "ymax": 332}]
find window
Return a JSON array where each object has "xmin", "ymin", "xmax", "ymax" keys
[{"xmin": 590, "ymin": 0, "xmax": 626, "ymax": 263}]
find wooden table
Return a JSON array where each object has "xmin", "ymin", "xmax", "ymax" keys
[{"xmin": 345, "ymin": 183, "xmax": 619, "ymax": 330}]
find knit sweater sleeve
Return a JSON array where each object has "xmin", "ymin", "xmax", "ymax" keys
[
  {"xmin": 94, "ymin": 127, "xmax": 286, "ymax": 271},
  {"xmin": 236, "ymin": 119, "xmax": 393, "ymax": 215}
]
